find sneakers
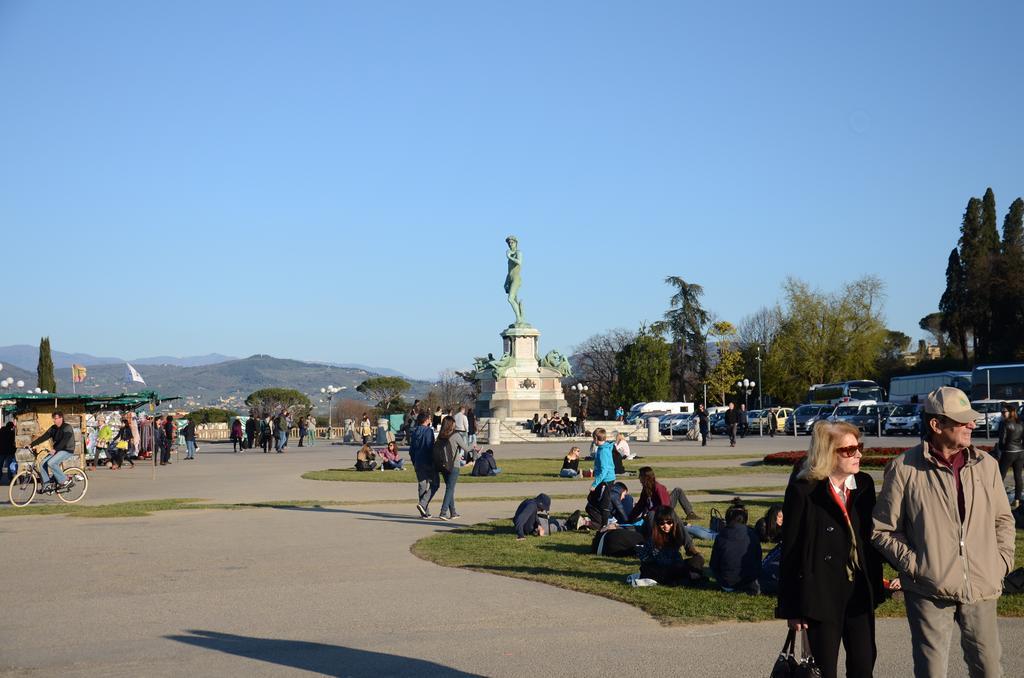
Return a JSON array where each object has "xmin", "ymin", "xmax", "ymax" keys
[
  {"xmin": 416, "ymin": 504, "xmax": 428, "ymax": 518},
  {"xmin": 450, "ymin": 513, "xmax": 461, "ymax": 519},
  {"xmin": 438, "ymin": 515, "xmax": 450, "ymax": 521},
  {"xmin": 40, "ymin": 482, "xmax": 55, "ymax": 494},
  {"xmin": 57, "ymin": 478, "xmax": 74, "ymax": 491}
]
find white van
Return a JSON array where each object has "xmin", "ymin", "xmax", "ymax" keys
[{"xmin": 626, "ymin": 401, "xmax": 694, "ymax": 424}]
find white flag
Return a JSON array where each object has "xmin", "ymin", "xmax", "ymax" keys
[{"xmin": 124, "ymin": 362, "xmax": 146, "ymax": 385}]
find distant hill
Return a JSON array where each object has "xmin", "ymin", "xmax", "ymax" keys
[
  {"xmin": 327, "ymin": 363, "xmax": 410, "ymax": 379},
  {"xmin": 0, "ymin": 344, "xmax": 122, "ymax": 370},
  {"xmin": 0, "ymin": 362, "xmax": 36, "ymax": 389},
  {"xmin": 0, "ymin": 345, "xmax": 237, "ymax": 370},
  {"xmin": 44, "ymin": 354, "xmax": 430, "ymax": 411}
]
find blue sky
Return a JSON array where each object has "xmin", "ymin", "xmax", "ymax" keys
[{"xmin": 2, "ymin": 1, "xmax": 1022, "ymax": 379}]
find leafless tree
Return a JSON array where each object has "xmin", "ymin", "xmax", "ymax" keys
[
  {"xmin": 570, "ymin": 328, "xmax": 636, "ymax": 416},
  {"xmin": 737, "ymin": 305, "xmax": 782, "ymax": 353},
  {"xmin": 428, "ymin": 369, "xmax": 473, "ymax": 413}
]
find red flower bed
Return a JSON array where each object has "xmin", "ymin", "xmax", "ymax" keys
[{"xmin": 764, "ymin": 445, "xmax": 994, "ymax": 467}]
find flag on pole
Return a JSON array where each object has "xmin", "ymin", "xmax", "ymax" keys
[
  {"xmin": 71, "ymin": 364, "xmax": 87, "ymax": 383},
  {"xmin": 124, "ymin": 362, "xmax": 146, "ymax": 385}
]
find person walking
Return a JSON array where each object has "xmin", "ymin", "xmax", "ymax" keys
[
  {"xmin": 739, "ymin": 404, "xmax": 749, "ymax": 439},
  {"xmin": 274, "ymin": 411, "xmax": 288, "ymax": 453},
  {"xmin": 182, "ymin": 417, "xmax": 197, "ymax": 460},
  {"xmin": 162, "ymin": 415, "xmax": 176, "ymax": 464},
  {"xmin": 695, "ymin": 404, "xmax": 709, "ymax": 447},
  {"xmin": 359, "ymin": 414, "xmax": 373, "ymax": 445},
  {"xmin": 410, "ymin": 412, "xmax": 438, "ymax": 518},
  {"xmin": 873, "ymin": 387, "xmax": 1015, "ymax": 678},
  {"xmin": 306, "ymin": 415, "xmax": 316, "ymax": 446},
  {"xmin": 230, "ymin": 418, "xmax": 244, "ymax": 453},
  {"xmin": 244, "ymin": 415, "xmax": 256, "ymax": 450},
  {"xmin": 725, "ymin": 402, "xmax": 739, "ymax": 447},
  {"xmin": 433, "ymin": 417, "xmax": 477, "ymax": 521},
  {"xmin": 0, "ymin": 420, "xmax": 15, "ymax": 485},
  {"xmin": 778, "ymin": 421, "xmax": 884, "ymax": 678},
  {"xmin": 998, "ymin": 403, "xmax": 1023, "ymax": 509},
  {"xmin": 298, "ymin": 416, "xmax": 307, "ymax": 448},
  {"xmin": 767, "ymin": 407, "xmax": 778, "ymax": 438}
]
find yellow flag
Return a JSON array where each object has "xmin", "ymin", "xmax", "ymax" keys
[{"xmin": 72, "ymin": 364, "xmax": 87, "ymax": 383}]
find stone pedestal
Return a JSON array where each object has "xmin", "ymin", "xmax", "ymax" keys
[{"xmin": 475, "ymin": 325, "xmax": 569, "ymax": 420}]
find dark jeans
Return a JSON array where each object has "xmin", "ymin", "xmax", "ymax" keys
[
  {"xmin": 640, "ymin": 554, "xmax": 705, "ymax": 586},
  {"xmin": 1000, "ymin": 450, "xmax": 1023, "ymax": 502},
  {"xmin": 439, "ymin": 466, "xmax": 460, "ymax": 517},
  {"xmin": 232, "ymin": 436, "xmax": 243, "ymax": 452},
  {"xmin": 805, "ymin": 578, "xmax": 876, "ymax": 678},
  {"xmin": 728, "ymin": 424, "xmax": 737, "ymax": 446},
  {"xmin": 298, "ymin": 428, "xmax": 306, "ymax": 447},
  {"xmin": 699, "ymin": 428, "xmax": 708, "ymax": 446},
  {"xmin": 669, "ymin": 487, "xmax": 696, "ymax": 517},
  {"xmin": 415, "ymin": 463, "xmax": 440, "ymax": 513},
  {"xmin": 160, "ymin": 441, "xmax": 171, "ymax": 464}
]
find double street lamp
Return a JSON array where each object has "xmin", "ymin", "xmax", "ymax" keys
[
  {"xmin": 735, "ymin": 378, "xmax": 756, "ymax": 410},
  {"xmin": 570, "ymin": 383, "xmax": 589, "ymax": 433},
  {"xmin": 320, "ymin": 385, "xmax": 347, "ymax": 439}
]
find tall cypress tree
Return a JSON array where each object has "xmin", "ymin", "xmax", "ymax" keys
[
  {"xmin": 939, "ymin": 248, "xmax": 970, "ymax": 361},
  {"xmin": 958, "ymin": 194, "xmax": 1000, "ymax": 360},
  {"xmin": 994, "ymin": 198, "xmax": 1024, "ymax": 359},
  {"xmin": 37, "ymin": 336, "xmax": 57, "ymax": 393}
]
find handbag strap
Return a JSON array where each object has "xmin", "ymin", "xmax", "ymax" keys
[
  {"xmin": 779, "ymin": 627, "xmax": 796, "ymax": 656},
  {"xmin": 799, "ymin": 628, "xmax": 816, "ymax": 662}
]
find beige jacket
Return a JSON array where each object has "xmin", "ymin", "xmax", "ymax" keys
[{"xmin": 872, "ymin": 442, "xmax": 1015, "ymax": 603}]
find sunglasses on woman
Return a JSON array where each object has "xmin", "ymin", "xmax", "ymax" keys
[
  {"xmin": 836, "ymin": 442, "xmax": 864, "ymax": 458},
  {"xmin": 658, "ymin": 520, "xmax": 674, "ymax": 526}
]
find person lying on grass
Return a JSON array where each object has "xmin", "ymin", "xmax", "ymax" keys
[
  {"xmin": 636, "ymin": 506, "xmax": 705, "ymax": 586},
  {"xmin": 560, "ymin": 446, "xmax": 581, "ymax": 477},
  {"xmin": 514, "ymin": 493, "xmax": 565, "ymax": 540},
  {"xmin": 629, "ymin": 467, "xmax": 700, "ymax": 524}
]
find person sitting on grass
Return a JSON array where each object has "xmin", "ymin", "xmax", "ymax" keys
[
  {"xmin": 378, "ymin": 441, "xmax": 405, "ymax": 470},
  {"xmin": 513, "ymin": 493, "xmax": 564, "ymax": 539},
  {"xmin": 614, "ymin": 432, "xmax": 637, "ymax": 460},
  {"xmin": 709, "ymin": 499, "xmax": 762, "ymax": 594},
  {"xmin": 471, "ymin": 449, "xmax": 501, "ymax": 476},
  {"xmin": 637, "ymin": 506, "xmax": 705, "ymax": 586},
  {"xmin": 629, "ymin": 467, "xmax": 701, "ymax": 524},
  {"xmin": 754, "ymin": 503, "xmax": 783, "ymax": 544},
  {"xmin": 586, "ymin": 481, "xmax": 633, "ymax": 528},
  {"xmin": 355, "ymin": 444, "xmax": 378, "ymax": 471},
  {"xmin": 560, "ymin": 446, "xmax": 581, "ymax": 477}
]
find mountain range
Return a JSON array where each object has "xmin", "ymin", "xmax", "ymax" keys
[
  {"xmin": 0, "ymin": 345, "xmax": 410, "ymax": 377},
  {"xmin": 0, "ymin": 350, "xmax": 428, "ymax": 412}
]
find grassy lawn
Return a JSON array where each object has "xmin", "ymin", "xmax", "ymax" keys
[
  {"xmin": 412, "ymin": 499, "xmax": 1024, "ymax": 625},
  {"xmin": 303, "ymin": 457, "xmax": 772, "ymax": 483}
]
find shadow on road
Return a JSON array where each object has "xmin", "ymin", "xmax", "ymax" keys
[
  {"xmin": 166, "ymin": 629, "xmax": 482, "ymax": 677},
  {"xmin": 247, "ymin": 503, "xmax": 457, "ymax": 525}
]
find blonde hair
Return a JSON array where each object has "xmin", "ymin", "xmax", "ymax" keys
[
  {"xmin": 567, "ymin": 446, "xmax": 580, "ymax": 457},
  {"xmin": 615, "ymin": 432, "xmax": 625, "ymax": 442},
  {"xmin": 798, "ymin": 421, "xmax": 861, "ymax": 481}
]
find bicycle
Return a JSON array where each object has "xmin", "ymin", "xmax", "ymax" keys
[{"xmin": 8, "ymin": 448, "xmax": 89, "ymax": 507}]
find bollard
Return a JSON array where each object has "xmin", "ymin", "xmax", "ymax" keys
[
  {"xmin": 647, "ymin": 416, "xmax": 660, "ymax": 443},
  {"xmin": 376, "ymin": 418, "xmax": 388, "ymax": 445},
  {"xmin": 488, "ymin": 418, "xmax": 501, "ymax": 445}
]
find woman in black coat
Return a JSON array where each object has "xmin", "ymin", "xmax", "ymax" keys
[{"xmin": 777, "ymin": 421, "xmax": 884, "ymax": 678}]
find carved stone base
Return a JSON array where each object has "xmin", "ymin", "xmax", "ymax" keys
[{"xmin": 475, "ymin": 325, "xmax": 569, "ymax": 419}]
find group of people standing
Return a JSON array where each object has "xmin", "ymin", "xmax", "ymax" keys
[
  {"xmin": 232, "ymin": 412, "xmax": 312, "ymax": 453},
  {"xmin": 409, "ymin": 407, "xmax": 480, "ymax": 521}
]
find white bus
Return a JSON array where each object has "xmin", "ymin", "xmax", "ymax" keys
[
  {"xmin": 888, "ymin": 371, "xmax": 971, "ymax": 404},
  {"xmin": 806, "ymin": 380, "xmax": 884, "ymax": 405},
  {"xmin": 971, "ymin": 364, "xmax": 1024, "ymax": 401}
]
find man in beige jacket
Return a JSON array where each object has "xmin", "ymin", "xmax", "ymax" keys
[{"xmin": 873, "ymin": 387, "xmax": 1015, "ymax": 677}]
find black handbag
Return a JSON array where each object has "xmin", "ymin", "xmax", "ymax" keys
[
  {"xmin": 709, "ymin": 507, "xmax": 725, "ymax": 533},
  {"xmin": 795, "ymin": 629, "xmax": 823, "ymax": 678},
  {"xmin": 770, "ymin": 629, "xmax": 798, "ymax": 678}
]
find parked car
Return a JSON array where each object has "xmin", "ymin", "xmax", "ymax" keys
[
  {"xmin": 970, "ymin": 399, "xmax": 1024, "ymax": 435},
  {"xmin": 831, "ymin": 402, "xmax": 885, "ymax": 433},
  {"xmin": 659, "ymin": 413, "xmax": 694, "ymax": 435},
  {"xmin": 884, "ymin": 403, "xmax": 922, "ymax": 436},
  {"xmin": 745, "ymin": 409, "xmax": 764, "ymax": 429},
  {"xmin": 784, "ymin": 404, "xmax": 836, "ymax": 435},
  {"xmin": 710, "ymin": 411, "xmax": 728, "ymax": 435}
]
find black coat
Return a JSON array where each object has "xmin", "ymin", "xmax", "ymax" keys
[{"xmin": 777, "ymin": 471, "xmax": 884, "ymax": 624}]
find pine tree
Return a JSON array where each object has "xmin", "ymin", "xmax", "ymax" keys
[
  {"xmin": 939, "ymin": 249, "xmax": 970, "ymax": 361},
  {"xmin": 37, "ymin": 336, "xmax": 56, "ymax": 393},
  {"xmin": 994, "ymin": 198, "xmax": 1024, "ymax": 359},
  {"xmin": 612, "ymin": 330, "xmax": 671, "ymax": 407}
]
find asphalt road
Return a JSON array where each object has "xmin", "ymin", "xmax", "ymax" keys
[{"xmin": 1, "ymin": 438, "xmax": 1019, "ymax": 677}]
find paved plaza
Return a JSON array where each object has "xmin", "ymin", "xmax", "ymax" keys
[{"xmin": 2, "ymin": 436, "xmax": 1020, "ymax": 677}]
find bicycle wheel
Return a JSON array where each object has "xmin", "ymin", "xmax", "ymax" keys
[
  {"xmin": 9, "ymin": 471, "xmax": 37, "ymax": 507},
  {"xmin": 56, "ymin": 467, "xmax": 88, "ymax": 504}
]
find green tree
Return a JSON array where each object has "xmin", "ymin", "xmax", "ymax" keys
[
  {"xmin": 244, "ymin": 388, "xmax": 312, "ymax": 419},
  {"xmin": 655, "ymin": 276, "xmax": 710, "ymax": 401},
  {"xmin": 764, "ymin": 277, "xmax": 888, "ymax": 404},
  {"xmin": 187, "ymin": 407, "xmax": 238, "ymax": 424},
  {"xmin": 918, "ymin": 312, "xmax": 950, "ymax": 357},
  {"xmin": 939, "ymin": 248, "xmax": 970, "ymax": 361},
  {"xmin": 356, "ymin": 376, "xmax": 411, "ymax": 413},
  {"xmin": 959, "ymin": 193, "xmax": 1000, "ymax": 359},
  {"xmin": 994, "ymin": 197, "xmax": 1024, "ymax": 360},
  {"xmin": 612, "ymin": 329, "xmax": 670, "ymax": 407},
  {"xmin": 705, "ymin": 321, "xmax": 744, "ymax": 405},
  {"xmin": 37, "ymin": 336, "xmax": 56, "ymax": 393}
]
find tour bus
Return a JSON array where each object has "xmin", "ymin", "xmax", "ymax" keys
[
  {"xmin": 805, "ymin": 380, "xmax": 885, "ymax": 405},
  {"xmin": 888, "ymin": 371, "xmax": 972, "ymax": 404},
  {"xmin": 970, "ymin": 364, "xmax": 1024, "ymax": 401}
]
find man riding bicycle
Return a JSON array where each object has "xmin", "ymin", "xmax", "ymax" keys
[{"xmin": 30, "ymin": 411, "xmax": 77, "ymax": 492}]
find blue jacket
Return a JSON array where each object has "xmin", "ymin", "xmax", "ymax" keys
[
  {"xmin": 591, "ymin": 441, "xmax": 616, "ymax": 488},
  {"xmin": 513, "ymin": 494, "xmax": 551, "ymax": 538},
  {"xmin": 409, "ymin": 425, "xmax": 435, "ymax": 467}
]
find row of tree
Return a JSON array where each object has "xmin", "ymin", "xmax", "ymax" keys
[
  {"xmin": 573, "ymin": 274, "xmax": 895, "ymax": 410},
  {"xmin": 938, "ymin": 188, "xmax": 1024, "ymax": 363}
]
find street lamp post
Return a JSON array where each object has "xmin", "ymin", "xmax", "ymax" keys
[
  {"xmin": 570, "ymin": 383, "xmax": 589, "ymax": 435},
  {"xmin": 755, "ymin": 346, "xmax": 764, "ymax": 435},
  {"xmin": 736, "ymin": 378, "xmax": 756, "ymax": 437},
  {"xmin": 319, "ymin": 385, "xmax": 346, "ymax": 439}
]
